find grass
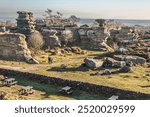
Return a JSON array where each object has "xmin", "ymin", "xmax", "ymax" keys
[
  {"xmin": 0, "ymin": 76, "xmax": 106, "ymax": 100},
  {"xmin": 0, "ymin": 50, "xmax": 150, "ymax": 95}
]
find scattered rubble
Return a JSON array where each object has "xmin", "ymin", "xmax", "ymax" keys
[{"xmin": 49, "ymin": 47, "xmax": 87, "ymax": 55}]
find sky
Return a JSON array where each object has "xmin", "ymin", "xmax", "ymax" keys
[{"xmin": 0, "ymin": 0, "xmax": 150, "ymax": 19}]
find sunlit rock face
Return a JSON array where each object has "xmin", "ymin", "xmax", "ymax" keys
[
  {"xmin": 107, "ymin": 26, "xmax": 139, "ymax": 49},
  {"xmin": 41, "ymin": 29, "xmax": 61, "ymax": 49},
  {"xmin": 87, "ymin": 27, "xmax": 109, "ymax": 48},
  {"xmin": 76, "ymin": 19, "xmax": 110, "ymax": 50},
  {"xmin": 111, "ymin": 26, "xmax": 139, "ymax": 43},
  {"xmin": 0, "ymin": 32, "xmax": 32, "ymax": 61},
  {"xmin": 78, "ymin": 27, "xmax": 109, "ymax": 50}
]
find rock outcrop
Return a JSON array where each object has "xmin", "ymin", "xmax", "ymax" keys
[
  {"xmin": 113, "ymin": 55, "xmax": 146, "ymax": 65},
  {"xmin": 42, "ymin": 29, "xmax": 61, "ymax": 49},
  {"xmin": 0, "ymin": 32, "xmax": 32, "ymax": 61},
  {"xmin": 16, "ymin": 11, "xmax": 35, "ymax": 36}
]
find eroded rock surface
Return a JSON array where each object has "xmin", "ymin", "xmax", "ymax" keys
[{"xmin": 0, "ymin": 32, "xmax": 32, "ymax": 61}]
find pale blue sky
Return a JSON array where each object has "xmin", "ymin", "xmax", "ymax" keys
[{"xmin": 0, "ymin": 0, "xmax": 150, "ymax": 19}]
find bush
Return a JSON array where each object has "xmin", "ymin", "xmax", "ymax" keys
[{"xmin": 29, "ymin": 31, "xmax": 44, "ymax": 50}]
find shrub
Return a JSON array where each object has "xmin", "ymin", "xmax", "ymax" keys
[{"xmin": 29, "ymin": 31, "xmax": 44, "ymax": 50}]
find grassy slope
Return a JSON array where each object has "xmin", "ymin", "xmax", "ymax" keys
[{"xmin": 0, "ymin": 50, "xmax": 150, "ymax": 94}]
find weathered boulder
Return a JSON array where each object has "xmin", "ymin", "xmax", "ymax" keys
[
  {"xmin": 16, "ymin": 11, "xmax": 35, "ymax": 36},
  {"xmin": 86, "ymin": 28, "xmax": 109, "ymax": 49},
  {"xmin": 102, "ymin": 58, "xmax": 113, "ymax": 68},
  {"xmin": 108, "ymin": 26, "xmax": 139, "ymax": 50},
  {"xmin": 113, "ymin": 61, "xmax": 126, "ymax": 68},
  {"xmin": 113, "ymin": 55, "xmax": 125, "ymax": 61},
  {"xmin": 113, "ymin": 55, "xmax": 146, "ymax": 65},
  {"xmin": 115, "ymin": 27, "xmax": 138, "ymax": 42},
  {"xmin": 42, "ymin": 29, "xmax": 61, "ymax": 49},
  {"xmin": 116, "ymin": 47, "xmax": 129, "ymax": 55},
  {"xmin": 119, "ymin": 66, "xmax": 133, "ymax": 73},
  {"xmin": 26, "ymin": 57, "xmax": 39, "ymax": 64},
  {"xmin": 84, "ymin": 58, "xmax": 102, "ymax": 69},
  {"xmin": 49, "ymin": 30, "xmax": 61, "ymax": 48},
  {"xmin": 0, "ymin": 32, "xmax": 32, "ymax": 61},
  {"xmin": 124, "ymin": 56, "xmax": 146, "ymax": 65}
]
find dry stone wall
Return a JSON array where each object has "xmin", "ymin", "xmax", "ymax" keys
[{"xmin": 0, "ymin": 68, "xmax": 150, "ymax": 100}]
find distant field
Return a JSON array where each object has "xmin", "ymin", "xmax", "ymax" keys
[{"xmin": 0, "ymin": 50, "xmax": 150, "ymax": 95}]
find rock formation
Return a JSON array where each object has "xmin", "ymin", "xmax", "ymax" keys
[
  {"xmin": 78, "ymin": 19, "xmax": 109, "ymax": 50},
  {"xmin": 109, "ymin": 26, "xmax": 138, "ymax": 46},
  {"xmin": 84, "ymin": 58, "xmax": 102, "ymax": 69},
  {"xmin": 41, "ymin": 29, "xmax": 61, "ymax": 49},
  {"xmin": 0, "ymin": 32, "xmax": 32, "ymax": 61},
  {"xmin": 16, "ymin": 11, "xmax": 35, "ymax": 36}
]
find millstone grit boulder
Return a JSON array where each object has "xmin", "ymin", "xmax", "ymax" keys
[
  {"xmin": 42, "ymin": 29, "xmax": 61, "ymax": 49},
  {"xmin": 124, "ymin": 56, "xmax": 146, "ymax": 65},
  {"xmin": 26, "ymin": 57, "xmax": 39, "ymax": 64},
  {"xmin": 0, "ymin": 32, "xmax": 32, "ymax": 61},
  {"xmin": 84, "ymin": 58, "xmax": 102, "ymax": 69},
  {"xmin": 113, "ymin": 55, "xmax": 146, "ymax": 65},
  {"xmin": 0, "ymin": 32, "xmax": 39, "ymax": 64}
]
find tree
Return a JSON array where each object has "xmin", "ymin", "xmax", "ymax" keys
[{"xmin": 29, "ymin": 31, "xmax": 44, "ymax": 50}]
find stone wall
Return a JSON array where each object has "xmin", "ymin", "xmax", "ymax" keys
[
  {"xmin": 0, "ymin": 32, "xmax": 32, "ymax": 61},
  {"xmin": 0, "ymin": 68, "xmax": 150, "ymax": 100}
]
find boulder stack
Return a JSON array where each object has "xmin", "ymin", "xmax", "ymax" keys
[{"xmin": 16, "ymin": 11, "xmax": 35, "ymax": 36}]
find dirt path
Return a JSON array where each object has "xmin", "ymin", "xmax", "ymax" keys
[{"xmin": 0, "ymin": 55, "xmax": 88, "ymax": 72}]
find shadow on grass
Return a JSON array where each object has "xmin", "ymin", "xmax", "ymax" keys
[
  {"xmin": 47, "ymin": 66, "xmax": 89, "ymax": 72},
  {"xmin": 139, "ymin": 85, "xmax": 150, "ymax": 88},
  {"xmin": 15, "ymin": 77, "xmax": 106, "ymax": 100}
]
